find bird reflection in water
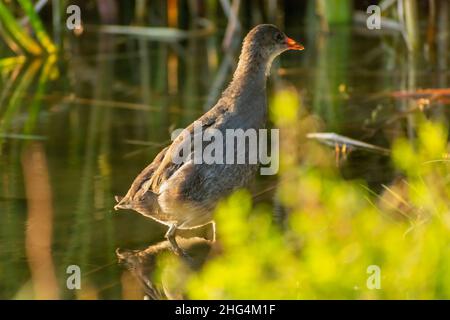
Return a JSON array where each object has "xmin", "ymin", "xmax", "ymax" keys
[{"xmin": 116, "ymin": 237, "xmax": 213, "ymax": 299}]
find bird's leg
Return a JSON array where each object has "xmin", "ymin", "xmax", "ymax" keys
[
  {"xmin": 211, "ymin": 221, "xmax": 216, "ymax": 242},
  {"xmin": 165, "ymin": 224, "xmax": 181, "ymax": 254},
  {"xmin": 165, "ymin": 224, "xmax": 191, "ymax": 261}
]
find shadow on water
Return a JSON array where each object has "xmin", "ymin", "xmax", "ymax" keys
[
  {"xmin": 0, "ymin": 2, "xmax": 449, "ymax": 299},
  {"xmin": 116, "ymin": 237, "xmax": 213, "ymax": 300}
]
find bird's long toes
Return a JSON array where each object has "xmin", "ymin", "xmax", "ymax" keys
[
  {"xmin": 167, "ymin": 240, "xmax": 194, "ymax": 265},
  {"xmin": 177, "ymin": 248, "xmax": 195, "ymax": 266}
]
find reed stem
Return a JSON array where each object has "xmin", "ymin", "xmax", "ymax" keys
[
  {"xmin": 0, "ymin": 1, "xmax": 42, "ymax": 55},
  {"xmin": 403, "ymin": 0, "xmax": 420, "ymax": 52},
  {"xmin": 17, "ymin": 0, "xmax": 57, "ymax": 54}
]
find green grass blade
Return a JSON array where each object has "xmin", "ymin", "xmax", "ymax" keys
[
  {"xmin": 0, "ymin": 56, "xmax": 26, "ymax": 69},
  {"xmin": 17, "ymin": 0, "xmax": 56, "ymax": 54},
  {"xmin": 0, "ymin": 1, "xmax": 42, "ymax": 55}
]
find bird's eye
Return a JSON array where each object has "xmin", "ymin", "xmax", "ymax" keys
[{"xmin": 274, "ymin": 32, "xmax": 284, "ymax": 43}]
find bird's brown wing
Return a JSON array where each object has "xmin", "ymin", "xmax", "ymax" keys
[
  {"xmin": 114, "ymin": 146, "xmax": 168, "ymax": 209},
  {"xmin": 128, "ymin": 146, "xmax": 169, "ymax": 195},
  {"xmin": 147, "ymin": 104, "xmax": 227, "ymax": 193}
]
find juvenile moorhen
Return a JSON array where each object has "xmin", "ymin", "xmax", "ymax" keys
[{"xmin": 115, "ymin": 24, "xmax": 303, "ymax": 256}]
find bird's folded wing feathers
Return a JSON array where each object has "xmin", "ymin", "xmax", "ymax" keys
[
  {"xmin": 147, "ymin": 105, "xmax": 225, "ymax": 193},
  {"xmin": 116, "ymin": 146, "xmax": 169, "ymax": 206}
]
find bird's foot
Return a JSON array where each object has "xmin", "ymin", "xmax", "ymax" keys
[
  {"xmin": 169, "ymin": 238, "xmax": 193, "ymax": 262},
  {"xmin": 165, "ymin": 224, "xmax": 194, "ymax": 265}
]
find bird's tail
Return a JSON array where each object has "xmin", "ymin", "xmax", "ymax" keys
[
  {"xmin": 114, "ymin": 195, "xmax": 131, "ymax": 210},
  {"xmin": 114, "ymin": 192, "xmax": 159, "ymax": 214}
]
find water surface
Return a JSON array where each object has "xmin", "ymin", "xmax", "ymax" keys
[{"xmin": 0, "ymin": 23, "xmax": 449, "ymax": 299}]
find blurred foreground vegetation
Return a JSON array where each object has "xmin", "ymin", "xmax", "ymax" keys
[{"xmin": 158, "ymin": 90, "xmax": 450, "ymax": 299}]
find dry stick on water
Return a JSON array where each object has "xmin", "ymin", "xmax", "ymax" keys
[
  {"xmin": 94, "ymin": 19, "xmax": 215, "ymax": 41},
  {"xmin": 307, "ymin": 132, "xmax": 391, "ymax": 155},
  {"xmin": 391, "ymin": 88, "xmax": 450, "ymax": 115},
  {"xmin": 392, "ymin": 88, "xmax": 450, "ymax": 100}
]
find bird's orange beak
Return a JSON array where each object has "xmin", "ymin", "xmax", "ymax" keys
[{"xmin": 286, "ymin": 37, "xmax": 304, "ymax": 50}]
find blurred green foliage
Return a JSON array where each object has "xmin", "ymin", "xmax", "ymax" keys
[
  {"xmin": 160, "ymin": 90, "xmax": 450, "ymax": 299},
  {"xmin": 0, "ymin": 0, "xmax": 55, "ymax": 56},
  {"xmin": 0, "ymin": 0, "xmax": 42, "ymax": 55},
  {"xmin": 17, "ymin": 0, "xmax": 56, "ymax": 54},
  {"xmin": 317, "ymin": 0, "xmax": 352, "ymax": 25}
]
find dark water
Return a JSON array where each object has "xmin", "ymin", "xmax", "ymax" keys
[{"xmin": 0, "ymin": 24, "xmax": 449, "ymax": 299}]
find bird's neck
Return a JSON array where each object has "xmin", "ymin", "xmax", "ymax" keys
[
  {"xmin": 222, "ymin": 48, "xmax": 272, "ymax": 105},
  {"xmin": 234, "ymin": 52, "xmax": 269, "ymax": 84}
]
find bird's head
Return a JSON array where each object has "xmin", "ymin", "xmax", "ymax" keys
[{"xmin": 239, "ymin": 24, "xmax": 304, "ymax": 75}]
